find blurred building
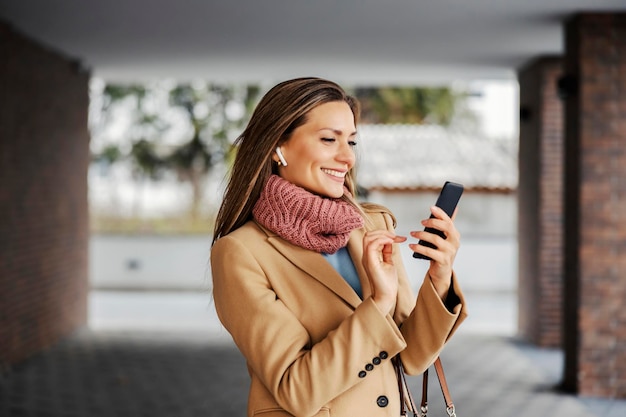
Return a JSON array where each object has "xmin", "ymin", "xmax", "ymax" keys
[{"xmin": 358, "ymin": 124, "xmax": 517, "ymax": 238}]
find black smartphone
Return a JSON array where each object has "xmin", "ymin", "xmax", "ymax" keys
[{"xmin": 413, "ymin": 181, "xmax": 464, "ymax": 260}]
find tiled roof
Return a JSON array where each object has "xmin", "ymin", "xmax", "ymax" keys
[{"xmin": 356, "ymin": 124, "xmax": 518, "ymax": 191}]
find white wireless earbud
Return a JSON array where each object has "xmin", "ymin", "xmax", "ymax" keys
[{"xmin": 275, "ymin": 147, "xmax": 288, "ymax": 166}]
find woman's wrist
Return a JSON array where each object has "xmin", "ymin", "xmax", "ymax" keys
[
  {"xmin": 371, "ymin": 295, "xmax": 394, "ymax": 316},
  {"xmin": 430, "ymin": 273, "xmax": 452, "ymax": 301}
]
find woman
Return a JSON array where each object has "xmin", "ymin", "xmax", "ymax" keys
[{"xmin": 211, "ymin": 77, "xmax": 467, "ymax": 417}]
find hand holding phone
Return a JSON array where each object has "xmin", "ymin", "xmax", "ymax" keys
[{"xmin": 413, "ymin": 181, "xmax": 464, "ymax": 260}]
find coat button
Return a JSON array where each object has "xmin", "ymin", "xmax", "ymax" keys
[
  {"xmin": 372, "ymin": 356, "xmax": 381, "ymax": 365},
  {"xmin": 379, "ymin": 351, "xmax": 388, "ymax": 359},
  {"xmin": 376, "ymin": 395, "xmax": 389, "ymax": 407},
  {"xmin": 358, "ymin": 370, "xmax": 367, "ymax": 378},
  {"xmin": 365, "ymin": 363, "xmax": 374, "ymax": 371}
]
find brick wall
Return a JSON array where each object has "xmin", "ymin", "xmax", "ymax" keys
[
  {"xmin": 0, "ymin": 22, "xmax": 90, "ymax": 365},
  {"xmin": 563, "ymin": 13, "xmax": 626, "ymax": 398},
  {"xmin": 517, "ymin": 57, "xmax": 563, "ymax": 348}
]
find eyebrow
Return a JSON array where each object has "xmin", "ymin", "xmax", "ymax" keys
[{"xmin": 319, "ymin": 128, "xmax": 358, "ymax": 137}]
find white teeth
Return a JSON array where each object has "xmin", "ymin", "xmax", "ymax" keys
[{"xmin": 322, "ymin": 169, "xmax": 345, "ymax": 178}]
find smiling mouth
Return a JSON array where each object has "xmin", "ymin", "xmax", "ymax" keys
[{"xmin": 321, "ymin": 168, "xmax": 346, "ymax": 178}]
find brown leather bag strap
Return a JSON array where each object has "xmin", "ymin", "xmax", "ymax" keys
[
  {"xmin": 396, "ymin": 356, "xmax": 457, "ymax": 417},
  {"xmin": 420, "ymin": 368, "xmax": 429, "ymax": 415},
  {"xmin": 433, "ymin": 357, "xmax": 456, "ymax": 417},
  {"xmin": 394, "ymin": 357, "xmax": 407, "ymax": 416},
  {"xmin": 393, "ymin": 356, "xmax": 418, "ymax": 416}
]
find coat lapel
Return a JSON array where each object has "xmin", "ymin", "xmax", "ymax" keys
[{"xmin": 263, "ymin": 228, "xmax": 363, "ymax": 309}]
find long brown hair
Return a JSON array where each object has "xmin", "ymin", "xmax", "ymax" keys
[{"xmin": 212, "ymin": 77, "xmax": 361, "ymax": 244}]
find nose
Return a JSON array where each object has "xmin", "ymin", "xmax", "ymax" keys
[{"xmin": 337, "ymin": 140, "xmax": 356, "ymax": 167}]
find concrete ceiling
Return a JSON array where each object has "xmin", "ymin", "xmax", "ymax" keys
[{"xmin": 2, "ymin": 0, "xmax": 626, "ymax": 86}]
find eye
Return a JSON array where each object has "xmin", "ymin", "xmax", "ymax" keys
[
  {"xmin": 321, "ymin": 137, "xmax": 335, "ymax": 143},
  {"xmin": 348, "ymin": 140, "xmax": 358, "ymax": 147}
]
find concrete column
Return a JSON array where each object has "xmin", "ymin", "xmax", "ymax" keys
[
  {"xmin": 562, "ymin": 13, "xmax": 626, "ymax": 398},
  {"xmin": 517, "ymin": 57, "xmax": 564, "ymax": 348}
]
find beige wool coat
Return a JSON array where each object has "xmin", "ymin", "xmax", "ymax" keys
[{"xmin": 211, "ymin": 205, "xmax": 467, "ymax": 417}]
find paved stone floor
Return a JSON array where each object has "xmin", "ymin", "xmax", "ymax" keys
[
  {"xmin": 0, "ymin": 331, "xmax": 246, "ymax": 417},
  {"xmin": 1, "ymin": 328, "xmax": 624, "ymax": 417}
]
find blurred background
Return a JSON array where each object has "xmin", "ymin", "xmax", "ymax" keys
[{"xmin": 87, "ymin": 77, "xmax": 518, "ymax": 337}]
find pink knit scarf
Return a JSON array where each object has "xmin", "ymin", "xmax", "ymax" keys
[{"xmin": 252, "ymin": 175, "xmax": 364, "ymax": 254}]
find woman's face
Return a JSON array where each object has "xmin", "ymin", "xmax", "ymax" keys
[{"xmin": 276, "ymin": 101, "xmax": 357, "ymax": 198}]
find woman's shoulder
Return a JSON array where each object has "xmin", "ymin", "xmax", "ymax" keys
[
  {"xmin": 360, "ymin": 202, "xmax": 397, "ymax": 230},
  {"xmin": 212, "ymin": 220, "xmax": 267, "ymax": 248}
]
